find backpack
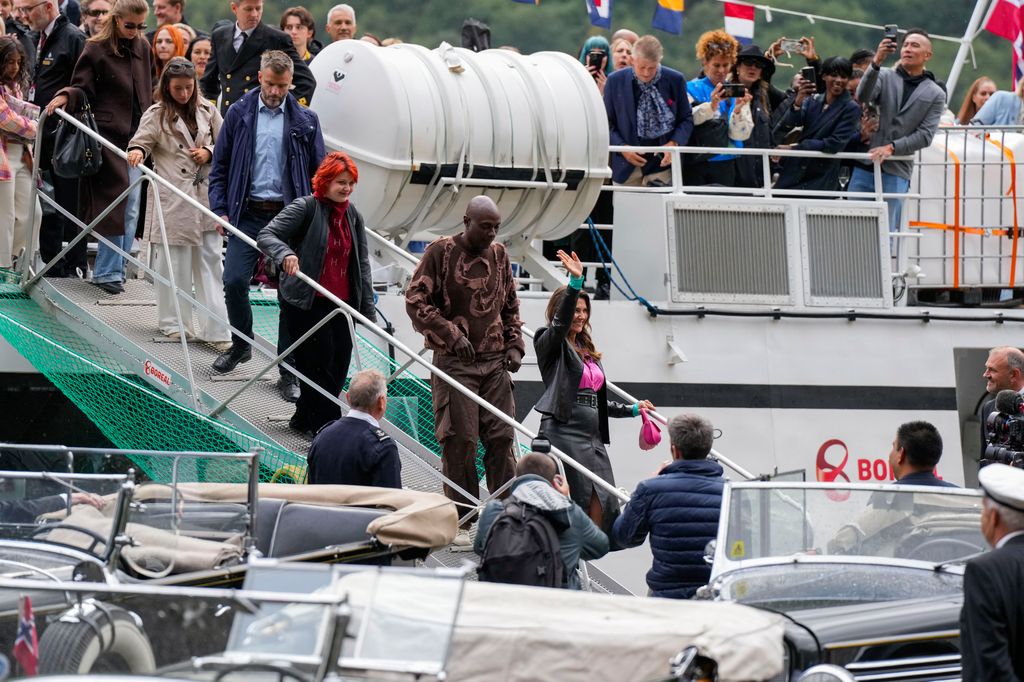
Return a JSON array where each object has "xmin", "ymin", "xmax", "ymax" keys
[{"xmin": 478, "ymin": 499, "xmax": 563, "ymax": 588}]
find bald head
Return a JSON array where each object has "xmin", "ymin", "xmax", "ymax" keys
[
  {"xmin": 611, "ymin": 28, "xmax": 639, "ymax": 45},
  {"xmin": 984, "ymin": 346, "xmax": 1024, "ymax": 394},
  {"xmin": 899, "ymin": 28, "xmax": 933, "ymax": 75},
  {"xmin": 463, "ymin": 196, "xmax": 501, "ymax": 253}
]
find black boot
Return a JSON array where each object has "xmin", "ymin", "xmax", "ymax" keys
[{"xmin": 212, "ymin": 344, "xmax": 252, "ymax": 373}]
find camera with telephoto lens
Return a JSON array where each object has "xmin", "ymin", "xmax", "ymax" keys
[{"xmin": 984, "ymin": 390, "xmax": 1024, "ymax": 468}]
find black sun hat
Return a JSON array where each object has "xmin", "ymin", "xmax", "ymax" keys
[{"xmin": 735, "ymin": 44, "xmax": 776, "ymax": 80}]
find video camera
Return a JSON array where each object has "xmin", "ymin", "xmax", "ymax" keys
[{"xmin": 983, "ymin": 389, "xmax": 1024, "ymax": 468}]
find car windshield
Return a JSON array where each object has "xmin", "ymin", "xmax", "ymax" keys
[
  {"xmin": 720, "ymin": 484, "xmax": 986, "ymax": 566},
  {"xmin": 0, "ymin": 472, "xmax": 125, "ymax": 550},
  {"xmin": 0, "ymin": 447, "xmax": 256, "ymax": 576}
]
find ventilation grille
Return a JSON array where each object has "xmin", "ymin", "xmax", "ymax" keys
[
  {"xmin": 805, "ymin": 212, "xmax": 884, "ymax": 300},
  {"xmin": 672, "ymin": 208, "xmax": 789, "ymax": 299}
]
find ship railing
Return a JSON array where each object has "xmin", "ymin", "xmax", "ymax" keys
[{"xmin": 19, "ymin": 109, "xmax": 634, "ymax": 534}]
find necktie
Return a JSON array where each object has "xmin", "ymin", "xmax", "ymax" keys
[
  {"xmin": 38, "ymin": 31, "xmax": 47, "ymax": 54},
  {"xmin": 235, "ymin": 30, "xmax": 247, "ymax": 53}
]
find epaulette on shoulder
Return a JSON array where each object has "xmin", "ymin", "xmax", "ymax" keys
[{"xmin": 373, "ymin": 427, "xmax": 390, "ymax": 442}]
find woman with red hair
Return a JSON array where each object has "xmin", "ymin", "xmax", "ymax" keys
[
  {"xmin": 257, "ymin": 151, "xmax": 377, "ymax": 436},
  {"xmin": 152, "ymin": 23, "xmax": 187, "ymax": 77}
]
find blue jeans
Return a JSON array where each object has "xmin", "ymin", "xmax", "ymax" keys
[
  {"xmin": 92, "ymin": 166, "xmax": 143, "ymax": 284},
  {"xmin": 221, "ymin": 207, "xmax": 297, "ymax": 371},
  {"xmin": 849, "ymin": 166, "xmax": 911, "ymax": 234},
  {"xmin": 222, "ymin": 208, "xmax": 272, "ymax": 347}
]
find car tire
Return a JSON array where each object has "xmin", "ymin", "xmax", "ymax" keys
[{"xmin": 37, "ymin": 603, "xmax": 156, "ymax": 675}]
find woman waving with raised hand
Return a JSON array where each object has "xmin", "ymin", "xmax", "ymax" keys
[{"xmin": 533, "ymin": 249, "xmax": 654, "ymax": 532}]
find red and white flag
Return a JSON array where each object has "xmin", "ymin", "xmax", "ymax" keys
[
  {"xmin": 13, "ymin": 595, "xmax": 38, "ymax": 676},
  {"xmin": 723, "ymin": 1, "xmax": 755, "ymax": 45},
  {"xmin": 985, "ymin": 0, "xmax": 1024, "ymax": 86}
]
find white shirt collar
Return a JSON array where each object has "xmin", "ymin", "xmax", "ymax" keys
[
  {"xmin": 234, "ymin": 23, "xmax": 252, "ymax": 38},
  {"xmin": 347, "ymin": 409, "xmax": 380, "ymax": 429},
  {"xmin": 996, "ymin": 529, "xmax": 1024, "ymax": 550},
  {"xmin": 43, "ymin": 15, "xmax": 59, "ymax": 37}
]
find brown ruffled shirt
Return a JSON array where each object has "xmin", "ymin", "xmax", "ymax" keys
[{"xmin": 405, "ymin": 234, "xmax": 525, "ymax": 357}]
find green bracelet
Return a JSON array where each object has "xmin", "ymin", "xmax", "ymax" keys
[
  {"xmin": 568, "ymin": 274, "xmax": 585, "ymax": 289},
  {"xmin": 632, "ymin": 403, "xmax": 640, "ymax": 417}
]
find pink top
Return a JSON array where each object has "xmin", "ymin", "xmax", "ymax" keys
[{"xmin": 578, "ymin": 358, "xmax": 605, "ymax": 392}]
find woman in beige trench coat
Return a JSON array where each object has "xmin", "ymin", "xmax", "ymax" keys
[{"xmin": 128, "ymin": 57, "xmax": 230, "ymax": 347}]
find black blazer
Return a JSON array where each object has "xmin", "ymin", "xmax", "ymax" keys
[
  {"xmin": 200, "ymin": 22, "xmax": 315, "ymax": 113},
  {"xmin": 30, "ymin": 15, "xmax": 85, "ymax": 145},
  {"xmin": 533, "ymin": 285, "xmax": 632, "ymax": 444},
  {"xmin": 959, "ymin": 534, "xmax": 1024, "ymax": 681},
  {"xmin": 257, "ymin": 196, "xmax": 376, "ymax": 322}
]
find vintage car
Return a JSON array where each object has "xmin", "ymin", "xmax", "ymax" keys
[
  {"xmin": 699, "ymin": 481, "xmax": 986, "ymax": 681},
  {"xmin": 0, "ymin": 561, "xmax": 787, "ymax": 681},
  {"xmin": 0, "ymin": 445, "xmax": 458, "ymax": 673}
]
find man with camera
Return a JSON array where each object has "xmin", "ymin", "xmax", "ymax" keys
[
  {"xmin": 604, "ymin": 34, "xmax": 692, "ymax": 187},
  {"xmin": 851, "ymin": 27, "xmax": 944, "ymax": 240},
  {"xmin": 959, "ymin": 462, "xmax": 1024, "ymax": 681},
  {"xmin": 979, "ymin": 346, "xmax": 1024, "ymax": 455}
]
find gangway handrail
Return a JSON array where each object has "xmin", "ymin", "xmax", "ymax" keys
[
  {"xmin": 25, "ymin": 107, "xmax": 630, "ymax": 508},
  {"xmin": 364, "ymin": 229, "xmax": 757, "ymax": 480}
]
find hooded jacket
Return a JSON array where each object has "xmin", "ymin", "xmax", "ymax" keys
[
  {"xmin": 474, "ymin": 474, "xmax": 609, "ymax": 589},
  {"xmin": 612, "ymin": 458, "xmax": 725, "ymax": 599}
]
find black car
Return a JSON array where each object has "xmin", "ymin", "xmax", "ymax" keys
[{"xmin": 698, "ymin": 481, "xmax": 985, "ymax": 681}]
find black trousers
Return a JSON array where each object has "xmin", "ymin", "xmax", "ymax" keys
[
  {"xmin": 39, "ymin": 172, "xmax": 87, "ymax": 275},
  {"xmin": 279, "ymin": 296, "xmax": 354, "ymax": 433}
]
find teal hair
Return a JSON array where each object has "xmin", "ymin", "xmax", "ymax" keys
[{"xmin": 577, "ymin": 35, "xmax": 612, "ymax": 75}]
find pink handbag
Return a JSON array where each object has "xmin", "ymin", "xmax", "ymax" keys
[{"xmin": 638, "ymin": 408, "xmax": 662, "ymax": 451}]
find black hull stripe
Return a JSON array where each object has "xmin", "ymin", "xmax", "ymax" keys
[{"xmin": 513, "ymin": 382, "xmax": 957, "ymax": 418}]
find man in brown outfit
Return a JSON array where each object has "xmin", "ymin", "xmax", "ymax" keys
[{"xmin": 405, "ymin": 196, "xmax": 525, "ymax": 550}]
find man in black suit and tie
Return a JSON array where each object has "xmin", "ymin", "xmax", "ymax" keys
[
  {"xmin": 200, "ymin": 0, "xmax": 315, "ymax": 113},
  {"xmin": 960, "ymin": 462, "xmax": 1024, "ymax": 681}
]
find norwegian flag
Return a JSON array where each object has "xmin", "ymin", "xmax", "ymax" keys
[
  {"xmin": 985, "ymin": 0, "xmax": 1024, "ymax": 86},
  {"xmin": 13, "ymin": 595, "xmax": 38, "ymax": 676},
  {"xmin": 586, "ymin": 0, "xmax": 612, "ymax": 29}
]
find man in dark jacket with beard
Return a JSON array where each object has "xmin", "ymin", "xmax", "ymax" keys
[
  {"xmin": 208, "ymin": 50, "xmax": 324, "ymax": 381},
  {"xmin": 613, "ymin": 413, "xmax": 724, "ymax": 598}
]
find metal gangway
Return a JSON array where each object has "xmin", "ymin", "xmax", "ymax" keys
[{"xmin": 0, "ymin": 108, "xmax": 759, "ymax": 595}]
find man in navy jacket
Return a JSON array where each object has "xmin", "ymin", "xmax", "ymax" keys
[
  {"xmin": 208, "ymin": 50, "xmax": 324, "ymax": 378},
  {"xmin": 613, "ymin": 413, "xmax": 724, "ymax": 598},
  {"xmin": 604, "ymin": 35, "xmax": 693, "ymax": 186}
]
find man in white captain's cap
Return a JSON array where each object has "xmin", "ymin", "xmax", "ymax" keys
[{"xmin": 959, "ymin": 463, "xmax": 1024, "ymax": 681}]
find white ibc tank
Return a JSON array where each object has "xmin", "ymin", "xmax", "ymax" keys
[
  {"xmin": 309, "ymin": 40, "xmax": 609, "ymax": 241},
  {"xmin": 911, "ymin": 129, "xmax": 1024, "ymax": 287}
]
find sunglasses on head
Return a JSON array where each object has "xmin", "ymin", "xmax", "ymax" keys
[
  {"xmin": 164, "ymin": 60, "xmax": 195, "ymax": 76},
  {"xmin": 84, "ymin": 8, "xmax": 108, "ymax": 16}
]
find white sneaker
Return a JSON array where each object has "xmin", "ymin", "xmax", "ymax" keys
[{"xmin": 449, "ymin": 528, "xmax": 474, "ymax": 552}]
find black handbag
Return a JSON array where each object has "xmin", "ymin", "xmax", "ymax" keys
[{"xmin": 51, "ymin": 103, "xmax": 103, "ymax": 179}]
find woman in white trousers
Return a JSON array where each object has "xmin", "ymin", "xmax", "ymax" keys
[
  {"xmin": 0, "ymin": 37, "xmax": 41, "ymax": 270},
  {"xmin": 127, "ymin": 57, "xmax": 229, "ymax": 347}
]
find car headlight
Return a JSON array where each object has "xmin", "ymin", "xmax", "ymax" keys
[{"xmin": 797, "ymin": 664, "xmax": 856, "ymax": 682}]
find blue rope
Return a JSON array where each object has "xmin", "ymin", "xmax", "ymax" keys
[{"xmin": 586, "ymin": 218, "xmax": 658, "ymax": 316}]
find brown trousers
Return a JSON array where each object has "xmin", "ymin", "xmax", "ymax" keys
[{"xmin": 431, "ymin": 353, "xmax": 517, "ymax": 525}]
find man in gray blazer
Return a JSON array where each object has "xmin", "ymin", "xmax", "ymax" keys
[{"xmin": 851, "ymin": 28, "xmax": 945, "ymax": 246}]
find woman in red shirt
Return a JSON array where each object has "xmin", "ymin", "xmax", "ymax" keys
[{"xmin": 257, "ymin": 152, "xmax": 377, "ymax": 436}]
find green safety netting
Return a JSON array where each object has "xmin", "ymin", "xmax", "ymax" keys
[
  {"xmin": 0, "ymin": 268, "xmax": 299, "ymax": 483},
  {"xmin": 0, "ymin": 267, "xmax": 496, "ymax": 486}
]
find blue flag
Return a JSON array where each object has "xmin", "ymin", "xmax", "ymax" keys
[
  {"xmin": 651, "ymin": 0, "xmax": 684, "ymax": 35},
  {"xmin": 586, "ymin": 0, "xmax": 612, "ymax": 29}
]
